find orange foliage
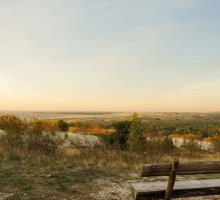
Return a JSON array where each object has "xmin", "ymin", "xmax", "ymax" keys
[
  {"xmin": 203, "ymin": 137, "xmax": 213, "ymax": 142},
  {"xmin": 69, "ymin": 123, "xmax": 109, "ymax": 135},
  {"xmin": 68, "ymin": 127, "xmax": 81, "ymax": 132},
  {"xmin": 171, "ymin": 134, "xmax": 220, "ymax": 143},
  {"xmin": 171, "ymin": 133, "xmax": 201, "ymax": 140},
  {"xmin": 202, "ymin": 135, "xmax": 220, "ymax": 142},
  {"xmin": 212, "ymin": 134, "xmax": 220, "ymax": 141},
  {"xmin": 41, "ymin": 120, "xmax": 58, "ymax": 132},
  {"xmin": 158, "ymin": 131, "xmax": 167, "ymax": 136},
  {"xmin": 28, "ymin": 120, "xmax": 58, "ymax": 133}
]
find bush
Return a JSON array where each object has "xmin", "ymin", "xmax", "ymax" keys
[
  {"xmin": 57, "ymin": 119, "xmax": 69, "ymax": 131},
  {"xmin": 213, "ymin": 138, "xmax": 220, "ymax": 152},
  {"xmin": 0, "ymin": 115, "xmax": 26, "ymax": 155},
  {"xmin": 107, "ymin": 120, "xmax": 131, "ymax": 148},
  {"xmin": 161, "ymin": 136, "xmax": 175, "ymax": 154},
  {"xmin": 143, "ymin": 136, "xmax": 175, "ymax": 160},
  {"xmin": 26, "ymin": 120, "xmax": 62, "ymax": 156},
  {"xmin": 0, "ymin": 115, "xmax": 26, "ymax": 136},
  {"xmin": 181, "ymin": 139, "xmax": 202, "ymax": 158},
  {"xmin": 27, "ymin": 134, "xmax": 61, "ymax": 156},
  {"xmin": 0, "ymin": 116, "xmax": 62, "ymax": 157}
]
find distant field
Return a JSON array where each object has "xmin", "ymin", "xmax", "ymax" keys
[
  {"xmin": 1, "ymin": 111, "xmax": 220, "ymax": 121},
  {"xmin": 0, "ymin": 111, "xmax": 126, "ymax": 120}
]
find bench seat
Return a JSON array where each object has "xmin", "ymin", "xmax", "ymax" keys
[{"xmin": 132, "ymin": 179, "xmax": 220, "ymax": 199}]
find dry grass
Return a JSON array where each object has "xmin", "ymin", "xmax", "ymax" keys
[
  {"xmin": 1, "ymin": 115, "xmax": 220, "ymax": 199},
  {"xmin": 1, "ymin": 142, "xmax": 220, "ymax": 200}
]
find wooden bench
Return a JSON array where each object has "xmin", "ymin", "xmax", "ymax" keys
[{"xmin": 131, "ymin": 158, "xmax": 220, "ymax": 200}]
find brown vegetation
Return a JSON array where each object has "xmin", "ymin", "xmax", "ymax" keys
[{"xmin": 1, "ymin": 114, "xmax": 220, "ymax": 199}]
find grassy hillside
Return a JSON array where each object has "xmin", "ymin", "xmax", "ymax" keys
[{"xmin": 1, "ymin": 113, "xmax": 220, "ymax": 199}]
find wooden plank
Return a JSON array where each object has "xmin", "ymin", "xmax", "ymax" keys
[
  {"xmin": 131, "ymin": 179, "xmax": 220, "ymax": 200},
  {"xmin": 164, "ymin": 158, "xmax": 179, "ymax": 200},
  {"xmin": 142, "ymin": 161, "xmax": 220, "ymax": 177}
]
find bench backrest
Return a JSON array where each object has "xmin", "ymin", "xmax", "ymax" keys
[
  {"xmin": 142, "ymin": 161, "xmax": 220, "ymax": 177},
  {"xmin": 140, "ymin": 159, "xmax": 220, "ymax": 200}
]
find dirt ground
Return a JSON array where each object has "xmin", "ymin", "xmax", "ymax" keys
[
  {"xmin": 90, "ymin": 179, "xmax": 220, "ymax": 200},
  {"xmin": 1, "ymin": 178, "xmax": 220, "ymax": 200}
]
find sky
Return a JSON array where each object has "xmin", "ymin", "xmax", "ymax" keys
[{"xmin": 0, "ymin": 0, "xmax": 220, "ymax": 112}]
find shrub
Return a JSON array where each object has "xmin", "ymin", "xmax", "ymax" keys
[
  {"xmin": 57, "ymin": 119, "xmax": 69, "ymax": 131},
  {"xmin": 161, "ymin": 136, "xmax": 175, "ymax": 154},
  {"xmin": 0, "ymin": 115, "xmax": 26, "ymax": 155},
  {"xmin": 213, "ymin": 138, "xmax": 220, "ymax": 152},
  {"xmin": 27, "ymin": 120, "xmax": 62, "ymax": 156},
  {"xmin": 0, "ymin": 117, "xmax": 62, "ymax": 157},
  {"xmin": 27, "ymin": 134, "xmax": 61, "ymax": 156},
  {"xmin": 181, "ymin": 138, "xmax": 202, "ymax": 158},
  {"xmin": 143, "ymin": 136, "xmax": 175, "ymax": 160},
  {"xmin": 107, "ymin": 120, "xmax": 131, "ymax": 148},
  {"xmin": 0, "ymin": 115, "xmax": 26, "ymax": 136}
]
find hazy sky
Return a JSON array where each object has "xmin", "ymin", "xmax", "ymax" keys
[{"xmin": 0, "ymin": 0, "xmax": 220, "ymax": 112}]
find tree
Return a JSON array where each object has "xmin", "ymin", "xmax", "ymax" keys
[
  {"xmin": 57, "ymin": 119, "xmax": 68, "ymax": 131},
  {"xmin": 127, "ymin": 113, "xmax": 146, "ymax": 152},
  {"xmin": 109, "ymin": 120, "xmax": 131, "ymax": 148}
]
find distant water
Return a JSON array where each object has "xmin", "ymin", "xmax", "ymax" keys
[{"xmin": 0, "ymin": 111, "xmax": 121, "ymax": 120}]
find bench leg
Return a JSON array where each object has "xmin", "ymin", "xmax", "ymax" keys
[{"xmin": 165, "ymin": 158, "xmax": 179, "ymax": 200}]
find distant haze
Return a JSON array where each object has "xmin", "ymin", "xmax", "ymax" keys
[{"xmin": 0, "ymin": 0, "xmax": 220, "ymax": 112}]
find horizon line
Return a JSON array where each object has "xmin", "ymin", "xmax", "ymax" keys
[{"xmin": 0, "ymin": 110, "xmax": 219, "ymax": 114}]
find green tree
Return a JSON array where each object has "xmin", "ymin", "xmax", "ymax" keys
[
  {"xmin": 57, "ymin": 119, "xmax": 68, "ymax": 131},
  {"xmin": 109, "ymin": 120, "xmax": 131, "ymax": 148},
  {"xmin": 127, "ymin": 113, "xmax": 146, "ymax": 152}
]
